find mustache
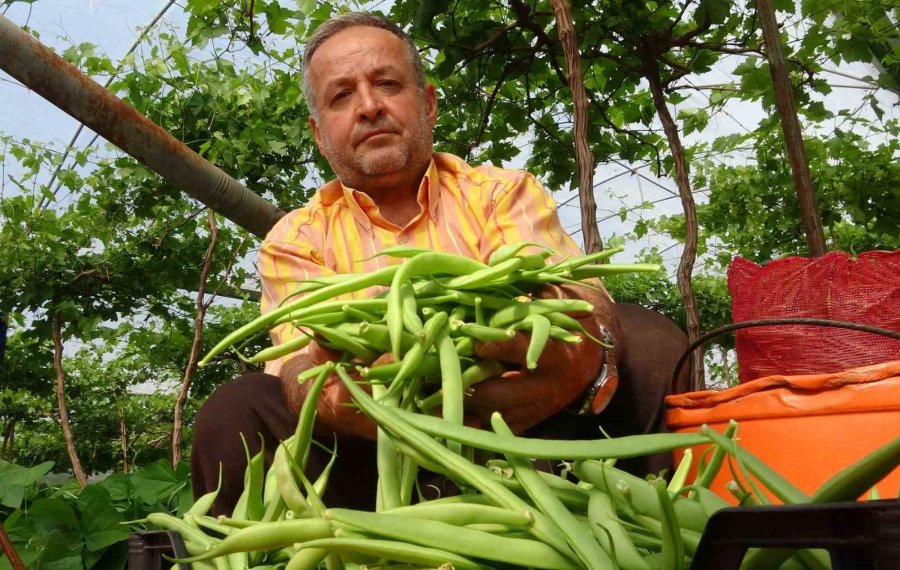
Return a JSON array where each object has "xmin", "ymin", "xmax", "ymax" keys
[{"xmin": 352, "ymin": 119, "xmax": 400, "ymax": 145}]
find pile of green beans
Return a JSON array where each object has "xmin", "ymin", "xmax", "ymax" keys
[
  {"xmin": 144, "ymin": 389, "xmax": 900, "ymax": 570},
  {"xmin": 146, "ymin": 244, "xmax": 900, "ymax": 569}
]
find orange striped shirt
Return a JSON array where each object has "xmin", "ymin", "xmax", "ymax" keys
[{"xmin": 258, "ymin": 152, "xmax": 589, "ymax": 375}]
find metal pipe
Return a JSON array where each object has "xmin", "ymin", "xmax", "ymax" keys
[{"xmin": 0, "ymin": 14, "xmax": 285, "ymax": 238}]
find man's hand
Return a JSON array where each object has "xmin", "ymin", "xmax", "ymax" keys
[
  {"xmin": 464, "ymin": 283, "xmax": 619, "ymax": 433},
  {"xmin": 280, "ymin": 342, "xmax": 379, "ymax": 441}
]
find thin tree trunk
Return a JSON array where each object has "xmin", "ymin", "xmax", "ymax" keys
[
  {"xmin": 114, "ymin": 394, "xmax": 129, "ymax": 473},
  {"xmin": 644, "ymin": 59, "xmax": 705, "ymax": 391},
  {"xmin": 1, "ymin": 418, "xmax": 15, "ymax": 459},
  {"xmin": 172, "ymin": 210, "xmax": 219, "ymax": 465},
  {"xmin": 757, "ymin": 0, "xmax": 827, "ymax": 257},
  {"xmin": 0, "ymin": 522, "xmax": 26, "ymax": 570},
  {"xmin": 549, "ymin": 0, "xmax": 602, "ymax": 254},
  {"xmin": 51, "ymin": 312, "xmax": 87, "ymax": 487}
]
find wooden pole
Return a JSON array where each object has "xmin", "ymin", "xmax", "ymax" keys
[
  {"xmin": 549, "ymin": 0, "xmax": 603, "ymax": 253},
  {"xmin": 757, "ymin": 0, "xmax": 827, "ymax": 256}
]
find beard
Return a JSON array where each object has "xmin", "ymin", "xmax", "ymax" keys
[{"xmin": 318, "ymin": 106, "xmax": 434, "ymax": 190}]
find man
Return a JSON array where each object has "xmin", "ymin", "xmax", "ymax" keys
[{"xmin": 192, "ymin": 13, "xmax": 688, "ymax": 514}]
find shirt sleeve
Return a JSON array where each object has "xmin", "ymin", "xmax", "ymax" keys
[
  {"xmin": 258, "ymin": 210, "xmax": 334, "ymax": 376},
  {"xmin": 480, "ymin": 170, "xmax": 584, "ymax": 263}
]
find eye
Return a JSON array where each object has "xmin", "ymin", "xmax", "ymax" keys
[
  {"xmin": 377, "ymin": 79, "xmax": 401, "ymax": 91},
  {"xmin": 330, "ymin": 90, "xmax": 351, "ymax": 106}
]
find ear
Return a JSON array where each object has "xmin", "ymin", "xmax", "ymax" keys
[
  {"xmin": 309, "ymin": 116, "xmax": 325, "ymax": 154},
  {"xmin": 424, "ymin": 83, "xmax": 438, "ymax": 127}
]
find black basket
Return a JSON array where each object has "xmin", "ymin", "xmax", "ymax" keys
[
  {"xmin": 128, "ymin": 531, "xmax": 190, "ymax": 570},
  {"xmin": 691, "ymin": 499, "xmax": 900, "ymax": 569}
]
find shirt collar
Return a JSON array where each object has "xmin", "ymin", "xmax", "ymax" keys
[{"xmin": 318, "ymin": 156, "xmax": 440, "ymax": 232}]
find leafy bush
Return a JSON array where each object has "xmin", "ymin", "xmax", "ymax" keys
[{"xmin": 0, "ymin": 458, "xmax": 191, "ymax": 570}]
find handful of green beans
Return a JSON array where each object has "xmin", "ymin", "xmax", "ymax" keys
[{"xmin": 152, "ymin": 244, "xmax": 900, "ymax": 569}]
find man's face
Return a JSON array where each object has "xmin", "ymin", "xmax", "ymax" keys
[{"xmin": 306, "ymin": 26, "xmax": 438, "ymax": 191}]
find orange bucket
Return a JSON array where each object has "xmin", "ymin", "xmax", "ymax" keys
[{"xmin": 666, "ymin": 360, "xmax": 900, "ymax": 504}]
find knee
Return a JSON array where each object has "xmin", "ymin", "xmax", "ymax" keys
[{"xmin": 190, "ymin": 373, "xmax": 283, "ymax": 510}]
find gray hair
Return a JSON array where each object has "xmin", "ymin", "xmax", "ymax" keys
[{"xmin": 302, "ymin": 13, "xmax": 426, "ymax": 120}]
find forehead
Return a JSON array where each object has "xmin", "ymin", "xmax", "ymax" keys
[{"xmin": 307, "ymin": 26, "xmax": 412, "ymax": 86}]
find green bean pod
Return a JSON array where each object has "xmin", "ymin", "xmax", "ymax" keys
[
  {"xmin": 489, "ymin": 299, "xmax": 593, "ymax": 328},
  {"xmin": 383, "ymin": 311, "xmax": 448, "ymax": 401},
  {"xmin": 174, "ymin": 519, "xmax": 333, "ymax": 563},
  {"xmin": 246, "ymin": 333, "xmax": 313, "ymax": 364},
  {"xmin": 691, "ymin": 421, "xmax": 736, "ymax": 490},
  {"xmin": 326, "ymin": 508, "xmax": 578, "ymax": 570},
  {"xmin": 439, "ymin": 257, "xmax": 525, "ymax": 290},
  {"xmin": 587, "ymin": 491, "xmax": 653, "ymax": 570},
  {"xmin": 568, "ymin": 263, "xmax": 661, "ymax": 280},
  {"xmin": 387, "ymin": 253, "xmax": 486, "ymax": 358},
  {"xmin": 391, "ymin": 408, "xmax": 707, "ymax": 460},
  {"xmin": 202, "ymin": 266, "xmax": 398, "ymax": 366},
  {"xmin": 295, "ymin": 537, "xmax": 484, "ymax": 570},
  {"xmin": 399, "ymin": 282, "xmax": 424, "ymax": 336},
  {"xmin": 284, "ymin": 548, "xmax": 329, "ymax": 570},
  {"xmin": 488, "ymin": 241, "xmax": 550, "ymax": 265},
  {"xmin": 340, "ymin": 304, "xmax": 379, "ymax": 322},
  {"xmin": 452, "ymin": 321, "xmax": 516, "ymax": 342},
  {"xmin": 573, "ymin": 460, "xmax": 709, "ymax": 534},
  {"xmin": 418, "ymin": 359, "xmax": 505, "ymax": 410},
  {"xmin": 436, "ymin": 325, "xmax": 464, "ymax": 455},
  {"xmin": 358, "ymin": 354, "xmax": 441, "ymax": 382},
  {"xmin": 651, "ymin": 478, "xmax": 686, "ymax": 570},
  {"xmin": 383, "ymin": 503, "xmax": 533, "ymax": 527},
  {"xmin": 523, "ymin": 314, "xmax": 551, "ymax": 370},
  {"xmin": 491, "ymin": 413, "xmax": 611, "ymax": 570},
  {"xmin": 305, "ymin": 324, "xmax": 378, "ymax": 362},
  {"xmin": 357, "ymin": 322, "xmax": 417, "ymax": 354}
]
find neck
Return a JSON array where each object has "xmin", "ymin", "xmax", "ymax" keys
[
  {"xmin": 347, "ymin": 161, "xmax": 430, "ymax": 228},
  {"xmin": 366, "ymin": 182, "xmax": 421, "ymax": 227}
]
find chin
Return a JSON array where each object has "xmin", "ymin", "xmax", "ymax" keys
[{"xmin": 358, "ymin": 150, "xmax": 409, "ymax": 176}]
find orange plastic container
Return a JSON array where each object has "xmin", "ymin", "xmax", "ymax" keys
[{"xmin": 666, "ymin": 360, "xmax": 900, "ymax": 504}]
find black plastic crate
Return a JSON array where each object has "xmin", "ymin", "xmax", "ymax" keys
[
  {"xmin": 128, "ymin": 531, "xmax": 190, "ymax": 570},
  {"xmin": 691, "ymin": 499, "xmax": 900, "ymax": 569}
]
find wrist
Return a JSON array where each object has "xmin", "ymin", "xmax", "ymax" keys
[{"xmin": 570, "ymin": 326, "xmax": 619, "ymax": 415}]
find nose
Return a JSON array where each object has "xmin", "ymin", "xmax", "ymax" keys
[{"xmin": 356, "ymin": 83, "xmax": 382, "ymax": 120}]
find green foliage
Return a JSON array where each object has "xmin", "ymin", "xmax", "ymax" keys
[
  {"xmin": 696, "ymin": 124, "xmax": 900, "ymax": 261},
  {"xmin": 0, "ymin": 458, "xmax": 190, "ymax": 570}
]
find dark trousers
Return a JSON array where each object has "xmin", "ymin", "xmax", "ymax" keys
[{"xmin": 191, "ymin": 372, "xmax": 380, "ymax": 515}]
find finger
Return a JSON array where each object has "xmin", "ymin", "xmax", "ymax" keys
[
  {"xmin": 474, "ymin": 332, "xmax": 529, "ymax": 365},
  {"xmin": 371, "ymin": 352, "xmax": 396, "ymax": 367},
  {"xmin": 464, "ymin": 370, "xmax": 584, "ymax": 434},
  {"xmin": 317, "ymin": 375, "xmax": 378, "ymax": 440},
  {"xmin": 308, "ymin": 339, "xmax": 342, "ymax": 363}
]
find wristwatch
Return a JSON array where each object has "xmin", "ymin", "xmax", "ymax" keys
[{"xmin": 572, "ymin": 326, "xmax": 619, "ymax": 416}]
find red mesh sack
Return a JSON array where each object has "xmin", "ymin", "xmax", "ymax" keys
[{"xmin": 728, "ymin": 250, "xmax": 900, "ymax": 382}]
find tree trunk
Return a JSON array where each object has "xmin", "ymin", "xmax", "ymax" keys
[
  {"xmin": 549, "ymin": 0, "xmax": 603, "ymax": 254},
  {"xmin": 644, "ymin": 59, "xmax": 705, "ymax": 391},
  {"xmin": 114, "ymin": 394, "xmax": 129, "ymax": 473},
  {"xmin": 51, "ymin": 312, "xmax": 87, "ymax": 487},
  {"xmin": 172, "ymin": 210, "xmax": 219, "ymax": 465},
  {"xmin": 0, "ymin": 522, "xmax": 26, "ymax": 570},
  {"xmin": 1, "ymin": 418, "xmax": 15, "ymax": 459},
  {"xmin": 757, "ymin": 0, "xmax": 827, "ymax": 257}
]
